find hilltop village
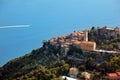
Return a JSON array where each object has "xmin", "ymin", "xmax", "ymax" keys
[
  {"xmin": 49, "ymin": 27, "xmax": 120, "ymax": 53},
  {"xmin": 49, "ymin": 30, "xmax": 96, "ymax": 51}
]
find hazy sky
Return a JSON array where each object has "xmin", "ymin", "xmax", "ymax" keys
[{"xmin": 0, "ymin": 0, "xmax": 120, "ymax": 66}]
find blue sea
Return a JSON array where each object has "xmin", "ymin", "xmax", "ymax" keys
[{"xmin": 0, "ymin": 0, "xmax": 120, "ymax": 66}]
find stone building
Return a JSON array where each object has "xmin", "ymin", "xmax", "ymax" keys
[
  {"xmin": 97, "ymin": 27, "xmax": 120, "ymax": 39},
  {"xmin": 69, "ymin": 67, "xmax": 79, "ymax": 78}
]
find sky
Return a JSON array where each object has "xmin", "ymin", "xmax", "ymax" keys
[{"xmin": 0, "ymin": 0, "xmax": 120, "ymax": 66}]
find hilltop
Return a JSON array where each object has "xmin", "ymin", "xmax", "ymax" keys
[
  {"xmin": 0, "ymin": 26, "xmax": 120, "ymax": 80},
  {"xmin": 49, "ymin": 26, "xmax": 120, "ymax": 51}
]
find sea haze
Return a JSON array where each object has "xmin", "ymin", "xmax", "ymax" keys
[{"xmin": 0, "ymin": 0, "xmax": 120, "ymax": 66}]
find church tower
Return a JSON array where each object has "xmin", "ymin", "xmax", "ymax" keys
[{"xmin": 84, "ymin": 31, "xmax": 88, "ymax": 41}]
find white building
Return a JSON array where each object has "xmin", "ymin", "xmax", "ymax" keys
[{"xmin": 61, "ymin": 76, "xmax": 78, "ymax": 80}]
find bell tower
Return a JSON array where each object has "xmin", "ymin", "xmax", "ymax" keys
[{"xmin": 84, "ymin": 31, "xmax": 88, "ymax": 41}]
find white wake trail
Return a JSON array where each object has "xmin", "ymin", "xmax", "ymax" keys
[{"xmin": 0, "ymin": 25, "xmax": 31, "ymax": 29}]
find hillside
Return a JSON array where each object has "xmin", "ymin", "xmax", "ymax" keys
[{"xmin": 0, "ymin": 26, "xmax": 120, "ymax": 80}]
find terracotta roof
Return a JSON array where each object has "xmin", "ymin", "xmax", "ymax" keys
[
  {"xmin": 73, "ymin": 41, "xmax": 81, "ymax": 44},
  {"xmin": 107, "ymin": 73, "xmax": 118, "ymax": 77},
  {"xmin": 81, "ymin": 41, "xmax": 96, "ymax": 44},
  {"xmin": 107, "ymin": 72, "xmax": 120, "ymax": 79},
  {"xmin": 116, "ymin": 72, "xmax": 120, "ymax": 76}
]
